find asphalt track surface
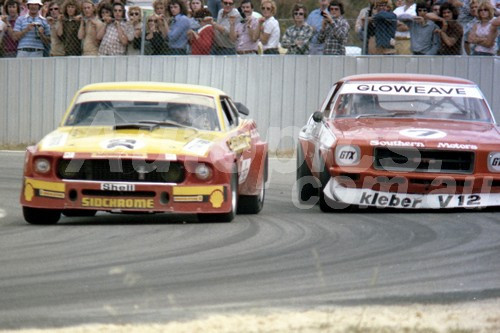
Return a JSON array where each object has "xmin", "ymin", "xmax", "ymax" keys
[{"xmin": 1, "ymin": 151, "xmax": 499, "ymax": 330}]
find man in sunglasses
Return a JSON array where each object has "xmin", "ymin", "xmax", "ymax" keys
[
  {"xmin": 317, "ymin": 0, "xmax": 349, "ymax": 55},
  {"xmin": 281, "ymin": 3, "xmax": 314, "ymax": 54},
  {"xmin": 211, "ymin": 0, "xmax": 238, "ymax": 55}
]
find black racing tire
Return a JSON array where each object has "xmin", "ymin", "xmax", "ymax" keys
[
  {"xmin": 238, "ymin": 155, "xmax": 267, "ymax": 214},
  {"xmin": 296, "ymin": 143, "xmax": 319, "ymax": 204},
  {"xmin": 23, "ymin": 206, "xmax": 61, "ymax": 225},
  {"xmin": 62, "ymin": 209, "xmax": 97, "ymax": 217},
  {"xmin": 198, "ymin": 165, "xmax": 238, "ymax": 223}
]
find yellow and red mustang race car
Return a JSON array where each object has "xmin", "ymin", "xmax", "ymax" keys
[
  {"xmin": 21, "ymin": 82, "xmax": 268, "ymax": 223},
  {"xmin": 297, "ymin": 74, "xmax": 500, "ymax": 211}
]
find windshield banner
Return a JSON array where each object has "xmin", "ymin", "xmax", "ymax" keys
[{"xmin": 340, "ymin": 83, "xmax": 483, "ymax": 99}]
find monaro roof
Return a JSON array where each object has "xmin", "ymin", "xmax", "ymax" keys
[
  {"xmin": 341, "ymin": 74, "xmax": 475, "ymax": 86},
  {"xmin": 78, "ymin": 82, "xmax": 226, "ymax": 96}
]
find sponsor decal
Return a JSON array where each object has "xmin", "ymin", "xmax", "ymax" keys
[
  {"xmin": 370, "ymin": 140, "xmax": 425, "ymax": 148},
  {"xmin": 400, "ymin": 128, "xmax": 447, "ymax": 139},
  {"xmin": 437, "ymin": 142, "xmax": 478, "ymax": 150},
  {"xmin": 324, "ymin": 178, "xmax": 500, "ymax": 209},
  {"xmin": 164, "ymin": 154, "xmax": 177, "ymax": 161},
  {"xmin": 42, "ymin": 133, "xmax": 68, "ymax": 148},
  {"xmin": 489, "ymin": 152, "xmax": 500, "ymax": 172},
  {"xmin": 100, "ymin": 138, "xmax": 145, "ymax": 150},
  {"xmin": 228, "ymin": 134, "xmax": 251, "ymax": 153},
  {"xmin": 341, "ymin": 83, "xmax": 483, "ymax": 98},
  {"xmin": 39, "ymin": 189, "xmax": 65, "ymax": 199},
  {"xmin": 172, "ymin": 185, "xmax": 226, "ymax": 208},
  {"xmin": 101, "ymin": 183, "xmax": 136, "ymax": 191},
  {"xmin": 82, "ymin": 197, "xmax": 154, "ymax": 209},
  {"xmin": 63, "ymin": 152, "xmax": 76, "ymax": 159},
  {"xmin": 239, "ymin": 158, "xmax": 251, "ymax": 184},
  {"xmin": 335, "ymin": 145, "xmax": 360, "ymax": 166},
  {"xmin": 91, "ymin": 152, "xmax": 147, "ymax": 159},
  {"xmin": 183, "ymin": 138, "xmax": 212, "ymax": 156}
]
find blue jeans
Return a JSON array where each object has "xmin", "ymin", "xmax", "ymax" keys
[{"xmin": 207, "ymin": 0, "xmax": 222, "ymax": 19}]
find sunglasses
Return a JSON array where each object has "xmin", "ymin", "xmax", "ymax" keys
[
  {"xmin": 113, "ymin": 9, "xmax": 123, "ymax": 12},
  {"xmin": 261, "ymin": 6, "xmax": 272, "ymax": 11},
  {"xmin": 330, "ymin": 7, "xmax": 340, "ymax": 11},
  {"xmin": 478, "ymin": 8, "xmax": 489, "ymax": 12},
  {"xmin": 293, "ymin": 11, "xmax": 304, "ymax": 16},
  {"xmin": 223, "ymin": 1, "xmax": 233, "ymax": 6},
  {"xmin": 148, "ymin": 19, "xmax": 157, "ymax": 22},
  {"xmin": 49, "ymin": 7, "xmax": 59, "ymax": 10},
  {"xmin": 417, "ymin": 8, "xmax": 428, "ymax": 12},
  {"xmin": 129, "ymin": 12, "xmax": 140, "ymax": 16}
]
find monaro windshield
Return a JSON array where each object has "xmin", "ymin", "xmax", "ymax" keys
[
  {"xmin": 331, "ymin": 82, "xmax": 493, "ymax": 123},
  {"xmin": 64, "ymin": 91, "xmax": 220, "ymax": 131}
]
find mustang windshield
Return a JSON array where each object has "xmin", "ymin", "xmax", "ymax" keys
[
  {"xmin": 332, "ymin": 82, "xmax": 493, "ymax": 123},
  {"xmin": 64, "ymin": 91, "xmax": 219, "ymax": 131}
]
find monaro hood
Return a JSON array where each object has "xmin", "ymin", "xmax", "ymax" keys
[
  {"xmin": 36, "ymin": 127, "xmax": 227, "ymax": 157},
  {"xmin": 329, "ymin": 118, "xmax": 500, "ymax": 149}
]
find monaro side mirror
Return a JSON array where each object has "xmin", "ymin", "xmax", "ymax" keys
[
  {"xmin": 312, "ymin": 111, "xmax": 324, "ymax": 123},
  {"xmin": 234, "ymin": 102, "xmax": 250, "ymax": 116}
]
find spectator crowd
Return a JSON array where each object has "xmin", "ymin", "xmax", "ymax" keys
[{"xmin": 0, "ymin": 0, "xmax": 499, "ymax": 57}]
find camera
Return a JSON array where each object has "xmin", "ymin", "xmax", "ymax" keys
[
  {"xmin": 32, "ymin": 22, "xmax": 41, "ymax": 27},
  {"xmin": 237, "ymin": 7, "xmax": 246, "ymax": 23},
  {"xmin": 321, "ymin": 10, "xmax": 328, "ymax": 18}
]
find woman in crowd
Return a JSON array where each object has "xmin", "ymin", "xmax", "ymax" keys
[
  {"xmin": 152, "ymin": 0, "xmax": 168, "ymax": 39},
  {"xmin": 78, "ymin": 0, "xmax": 103, "ymax": 55},
  {"xmin": 1, "ymin": 0, "xmax": 20, "ymax": 57},
  {"xmin": 127, "ymin": 5, "xmax": 142, "ymax": 55},
  {"xmin": 97, "ymin": 2, "xmax": 134, "ymax": 55},
  {"xmin": 468, "ymin": 0, "xmax": 497, "ymax": 55},
  {"xmin": 166, "ymin": 0, "xmax": 190, "ymax": 55},
  {"xmin": 144, "ymin": 14, "xmax": 168, "ymax": 54},
  {"xmin": 45, "ymin": 1, "xmax": 65, "ymax": 56},
  {"xmin": 258, "ymin": 0, "xmax": 280, "ymax": 54},
  {"xmin": 281, "ymin": 3, "xmax": 314, "ymax": 54},
  {"xmin": 57, "ymin": 0, "xmax": 82, "ymax": 56}
]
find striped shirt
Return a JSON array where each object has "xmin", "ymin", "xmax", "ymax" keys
[{"xmin": 13, "ymin": 14, "xmax": 50, "ymax": 50}]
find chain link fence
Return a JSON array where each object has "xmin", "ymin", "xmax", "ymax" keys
[{"xmin": 1, "ymin": 12, "xmax": 496, "ymax": 57}]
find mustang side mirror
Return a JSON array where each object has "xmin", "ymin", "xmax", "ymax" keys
[
  {"xmin": 312, "ymin": 111, "xmax": 323, "ymax": 123},
  {"xmin": 234, "ymin": 102, "xmax": 249, "ymax": 116}
]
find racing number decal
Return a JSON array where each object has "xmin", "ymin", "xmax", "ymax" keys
[
  {"xmin": 400, "ymin": 128, "xmax": 447, "ymax": 139},
  {"xmin": 438, "ymin": 194, "xmax": 481, "ymax": 208}
]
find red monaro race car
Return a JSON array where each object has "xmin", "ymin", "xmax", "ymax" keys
[
  {"xmin": 20, "ymin": 82, "xmax": 268, "ymax": 224},
  {"xmin": 297, "ymin": 74, "xmax": 500, "ymax": 211}
]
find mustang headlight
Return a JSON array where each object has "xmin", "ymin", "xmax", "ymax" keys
[
  {"xmin": 335, "ymin": 145, "xmax": 361, "ymax": 166},
  {"xmin": 488, "ymin": 152, "xmax": 500, "ymax": 172},
  {"xmin": 194, "ymin": 163, "xmax": 212, "ymax": 181},
  {"xmin": 34, "ymin": 158, "xmax": 51, "ymax": 174}
]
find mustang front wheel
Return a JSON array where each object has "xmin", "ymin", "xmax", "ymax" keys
[{"xmin": 23, "ymin": 207, "xmax": 61, "ymax": 225}]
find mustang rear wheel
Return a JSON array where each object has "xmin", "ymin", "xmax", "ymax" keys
[
  {"xmin": 198, "ymin": 165, "xmax": 238, "ymax": 223},
  {"xmin": 23, "ymin": 207, "xmax": 61, "ymax": 225}
]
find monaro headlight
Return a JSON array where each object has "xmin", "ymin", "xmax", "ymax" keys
[
  {"xmin": 194, "ymin": 163, "xmax": 212, "ymax": 181},
  {"xmin": 34, "ymin": 158, "xmax": 51, "ymax": 174},
  {"xmin": 335, "ymin": 145, "xmax": 361, "ymax": 166},
  {"xmin": 488, "ymin": 152, "xmax": 500, "ymax": 172}
]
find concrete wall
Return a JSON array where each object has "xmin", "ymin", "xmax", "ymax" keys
[{"xmin": 1, "ymin": 55, "xmax": 499, "ymax": 150}]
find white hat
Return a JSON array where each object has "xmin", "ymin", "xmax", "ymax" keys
[{"xmin": 26, "ymin": 0, "xmax": 43, "ymax": 6}]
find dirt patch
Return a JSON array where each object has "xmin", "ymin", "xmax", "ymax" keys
[{"xmin": 2, "ymin": 300, "xmax": 499, "ymax": 333}]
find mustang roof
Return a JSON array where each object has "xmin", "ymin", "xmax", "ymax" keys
[
  {"xmin": 79, "ymin": 82, "xmax": 226, "ymax": 96},
  {"xmin": 341, "ymin": 74, "xmax": 475, "ymax": 85}
]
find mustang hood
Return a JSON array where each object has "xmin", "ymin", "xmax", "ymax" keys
[
  {"xmin": 37, "ymin": 127, "xmax": 224, "ymax": 157},
  {"xmin": 330, "ymin": 118, "xmax": 500, "ymax": 149}
]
